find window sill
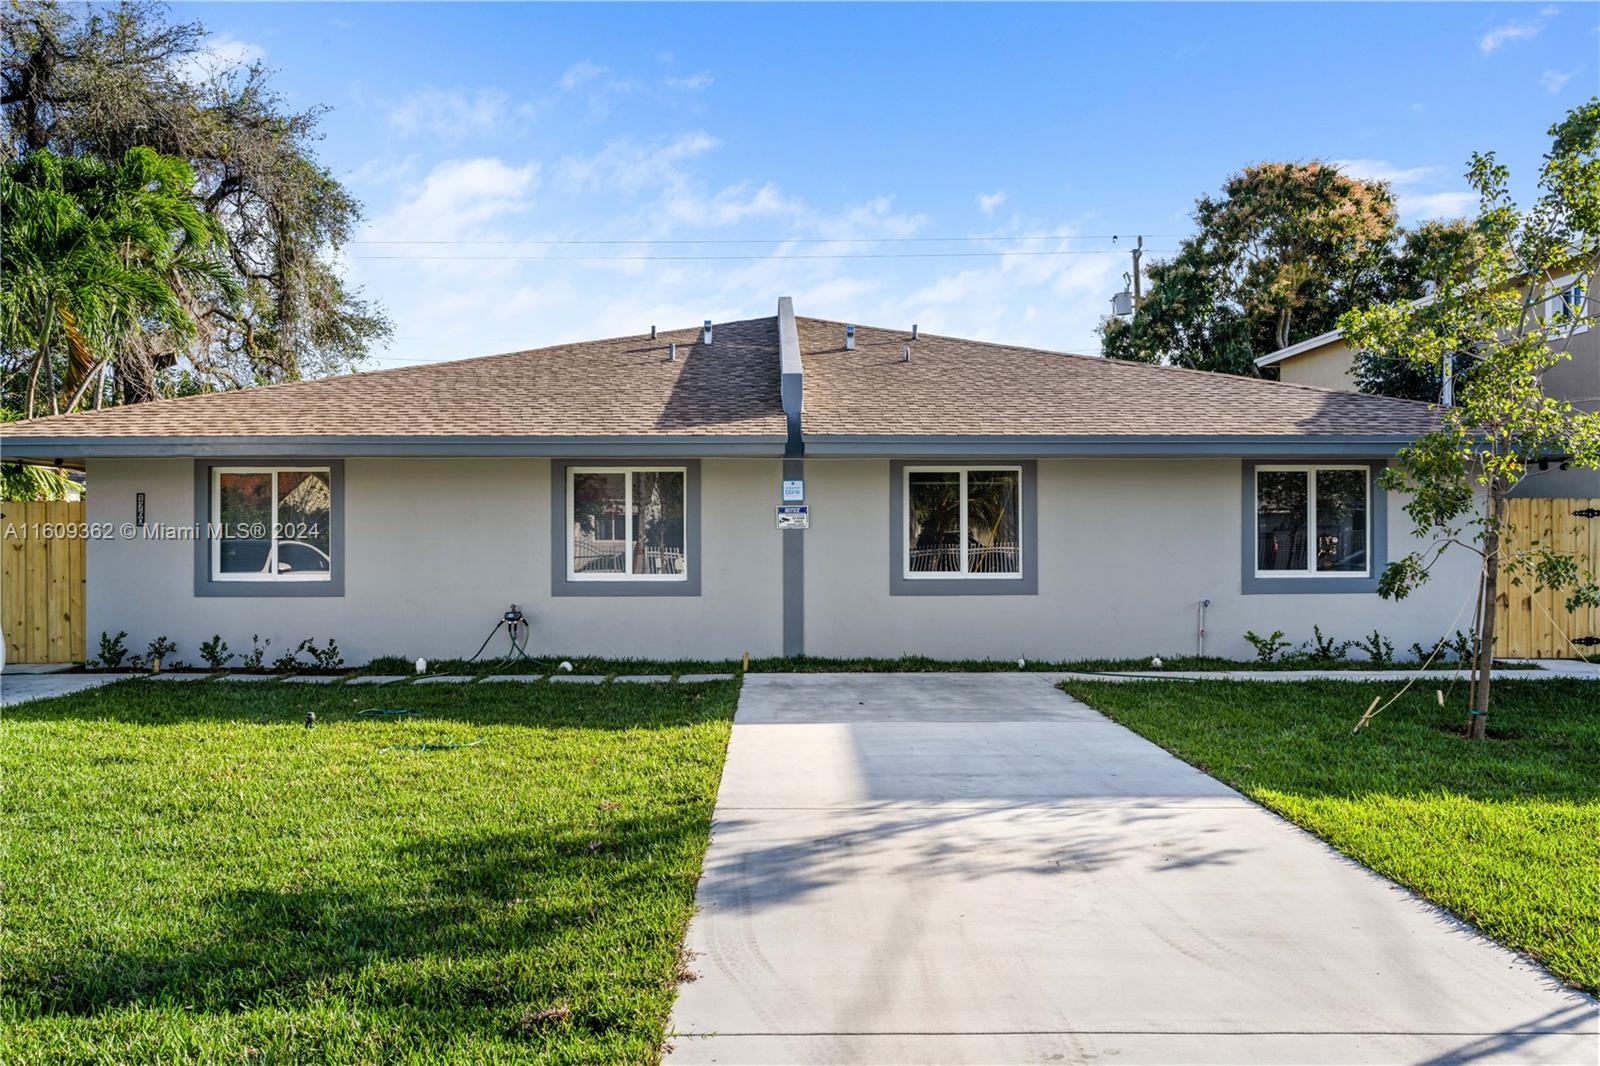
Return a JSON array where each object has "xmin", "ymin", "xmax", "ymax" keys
[{"xmin": 1241, "ymin": 573, "xmax": 1381, "ymax": 595}]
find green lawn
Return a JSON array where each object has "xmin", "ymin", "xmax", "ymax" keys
[
  {"xmin": 1060, "ymin": 678, "xmax": 1600, "ymax": 994},
  {"xmin": 1, "ymin": 677, "xmax": 738, "ymax": 1064}
]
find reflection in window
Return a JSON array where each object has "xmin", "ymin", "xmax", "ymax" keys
[
  {"xmin": 569, "ymin": 468, "xmax": 687, "ymax": 580},
  {"xmin": 1255, "ymin": 466, "xmax": 1369, "ymax": 577},
  {"xmin": 906, "ymin": 468, "xmax": 1023, "ymax": 579}
]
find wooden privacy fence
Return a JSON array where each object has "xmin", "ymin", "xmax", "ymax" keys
[
  {"xmin": 1, "ymin": 500, "xmax": 86, "ymax": 664},
  {"xmin": 1495, "ymin": 497, "xmax": 1600, "ymax": 659}
]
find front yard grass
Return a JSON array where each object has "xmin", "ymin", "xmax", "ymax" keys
[
  {"xmin": 1, "ymin": 677, "xmax": 738, "ymax": 1064},
  {"xmin": 1060, "ymin": 677, "xmax": 1600, "ymax": 995}
]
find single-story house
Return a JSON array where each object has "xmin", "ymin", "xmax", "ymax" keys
[
  {"xmin": 2, "ymin": 298, "xmax": 1482, "ymax": 663},
  {"xmin": 1255, "ymin": 279, "xmax": 1598, "ymax": 499}
]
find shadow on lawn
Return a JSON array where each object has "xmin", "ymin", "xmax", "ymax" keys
[
  {"xmin": 1, "ymin": 677, "xmax": 739, "ymax": 730},
  {"xmin": 19, "ymin": 811, "xmax": 708, "ymax": 1037}
]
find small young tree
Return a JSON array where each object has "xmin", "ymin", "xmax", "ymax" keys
[{"xmin": 1340, "ymin": 100, "xmax": 1600, "ymax": 739}]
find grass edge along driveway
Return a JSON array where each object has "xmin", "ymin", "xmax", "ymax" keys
[
  {"xmin": 1, "ymin": 677, "xmax": 738, "ymax": 1065},
  {"xmin": 1061, "ymin": 677, "xmax": 1600, "ymax": 996}
]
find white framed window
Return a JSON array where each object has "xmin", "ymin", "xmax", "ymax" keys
[
  {"xmin": 1254, "ymin": 465, "xmax": 1370, "ymax": 578},
  {"xmin": 211, "ymin": 467, "xmax": 333, "ymax": 582},
  {"xmin": 1539, "ymin": 277, "xmax": 1590, "ymax": 335},
  {"xmin": 567, "ymin": 466, "xmax": 688, "ymax": 581},
  {"xmin": 903, "ymin": 466, "xmax": 1023, "ymax": 580}
]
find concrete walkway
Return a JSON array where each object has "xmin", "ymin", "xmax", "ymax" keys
[
  {"xmin": 667, "ymin": 673, "xmax": 1596, "ymax": 1064},
  {"xmin": 0, "ymin": 672, "xmax": 126, "ymax": 707}
]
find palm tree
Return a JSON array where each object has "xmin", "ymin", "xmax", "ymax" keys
[{"xmin": 1, "ymin": 147, "xmax": 233, "ymax": 417}]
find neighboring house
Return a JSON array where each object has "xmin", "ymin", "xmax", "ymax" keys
[
  {"xmin": 1, "ymin": 298, "xmax": 1482, "ymax": 663},
  {"xmin": 1255, "ymin": 279, "xmax": 1599, "ymax": 498}
]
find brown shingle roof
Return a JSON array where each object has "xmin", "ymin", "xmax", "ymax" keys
[
  {"xmin": 795, "ymin": 318, "xmax": 1440, "ymax": 437},
  {"xmin": 2, "ymin": 317, "xmax": 786, "ymax": 439},
  {"xmin": 1, "ymin": 307, "xmax": 1443, "ymax": 449}
]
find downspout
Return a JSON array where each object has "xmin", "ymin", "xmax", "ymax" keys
[{"xmin": 777, "ymin": 297, "xmax": 805, "ymax": 657}]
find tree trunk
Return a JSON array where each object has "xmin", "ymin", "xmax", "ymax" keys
[
  {"xmin": 1275, "ymin": 306, "xmax": 1293, "ymax": 350},
  {"xmin": 24, "ymin": 310, "xmax": 56, "ymax": 419},
  {"xmin": 1470, "ymin": 484, "xmax": 1505, "ymax": 740}
]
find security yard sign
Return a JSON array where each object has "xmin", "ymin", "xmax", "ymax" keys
[
  {"xmin": 776, "ymin": 505, "xmax": 810, "ymax": 530},
  {"xmin": 782, "ymin": 479, "xmax": 805, "ymax": 502}
]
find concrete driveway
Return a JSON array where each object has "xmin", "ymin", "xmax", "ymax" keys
[{"xmin": 667, "ymin": 673, "xmax": 1596, "ymax": 1064}]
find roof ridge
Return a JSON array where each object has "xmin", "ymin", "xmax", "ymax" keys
[
  {"xmin": 795, "ymin": 315, "xmax": 1438, "ymax": 411},
  {"xmin": 7, "ymin": 315, "xmax": 782, "ymax": 429}
]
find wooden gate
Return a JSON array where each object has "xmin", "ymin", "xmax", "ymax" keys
[
  {"xmin": 1495, "ymin": 497, "xmax": 1600, "ymax": 659},
  {"xmin": 1, "ymin": 500, "xmax": 86, "ymax": 664}
]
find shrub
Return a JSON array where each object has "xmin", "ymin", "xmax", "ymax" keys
[
  {"xmin": 1244, "ymin": 629, "xmax": 1290, "ymax": 663},
  {"xmin": 1353, "ymin": 630, "xmax": 1394, "ymax": 665},
  {"xmin": 199, "ymin": 635, "xmax": 233, "ymax": 671},
  {"xmin": 1309, "ymin": 625, "xmax": 1352, "ymax": 661},
  {"xmin": 296, "ymin": 638, "xmax": 344, "ymax": 672},
  {"xmin": 240, "ymin": 634, "xmax": 269, "ymax": 671},
  {"xmin": 144, "ymin": 636, "xmax": 177, "ymax": 672},
  {"xmin": 95, "ymin": 630, "xmax": 128, "ymax": 669}
]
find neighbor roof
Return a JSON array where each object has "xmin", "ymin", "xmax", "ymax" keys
[
  {"xmin": 795, "ymin": 318, "xmax": 1439, "ymax": 440},
  {"xmin": 2, "ymin": 301, "xmax": 1441, "ymax": 460}
]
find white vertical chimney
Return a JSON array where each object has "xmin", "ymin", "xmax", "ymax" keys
[
  {"xmin": 901, "ymin": 345, "xmax": 911, "ymax": 363},
  {"xmin": 669, "ymin": 342, "xmax": 677, "ymax": 362},
  {"xmin": 703, "ymin": 320, "xmax": 714, "ymax": 344},
  {"xmin": 650, "ymin": 325, "xmax": 657, "ymax": 340},
  {"xmin": 911, "ymin": 323, "xmax": 919, "ymax": 341},
  {"xmin": 845, "ymin": 324, "xmax": 856, "ymax": 350}
]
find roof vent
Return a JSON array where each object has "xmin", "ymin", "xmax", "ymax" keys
[
  {"xmin": 668, "ymin": 342, "xmax": 678, "ymax": 362},
  {"xmin": 703, "ymin": 320, "xmax": 713, "ymax": 344},
  {"xmin": 911, "ymin": 323, "xmax": 919, "ymax": 341},
  {"xmin": 902, "ymin": 345, "xmax": 911, "ymax": 363},
  {"xmin": 650, "ymin": 325, "xmax": 657, "ymax": 340},
  {"xmin": 845, "ymin": 324, "xmax": 856, "ymax": 351}
]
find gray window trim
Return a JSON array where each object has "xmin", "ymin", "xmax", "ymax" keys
[
  {"xmin": 193, "ymin": 458, "xmax": 345, "ymax": 598},
  {"xmin": 551, "ymin": 459, "xmax": 701, "ymax": 597},
  {"xmin": 889, "ymin": 460, "xmax": 1037, "ymax": 596},
  {"xmin": 1241, "ymin": 459, "xmax": 1387, "ymax": 595}
]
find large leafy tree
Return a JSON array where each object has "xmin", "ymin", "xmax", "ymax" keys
[
  {"xmin": 1104, "ymin": 162, "xmax": 1448, "ymax": 376},
  {"xmin": 1341, "ymin": 99, "xmax": 1600, "ymax": 740},
  {"xmin": 2, "ymin": 146, "xmax": 231, "ymax": 417},
  {"xmin": 2, "ymin": 0, "xmax": 389, "ymax": 406}
]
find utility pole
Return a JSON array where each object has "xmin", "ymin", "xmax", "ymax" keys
[{"xmin": 1131, "ymin": 235, "xmax": 1144, "ymax": 313}]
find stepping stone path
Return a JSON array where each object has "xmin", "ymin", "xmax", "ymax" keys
[
  {"xmin": 550, "ymin": 675, "xmax": 605, "ymax": 684},
  {"xmin": 347, "ymin": 675, "xmax": 408, "ymax": 685},
  {"xmin": 414, "ymin": 675, "xmax": 472, "ymax": 684},
  {"xmin": 148, "ymin": 673, "xmax": 209, "ymax": 682},
  {"xmin": 217, "ymin": 674, "xmax": 280, "ymax": 682},
  {"xmin": 481, "ymin": 675, "xmax": 545, "ymax": 683},
  {"xmin": 678, "ymin": 673, "xmax": 736, "ymax": 683},
  {"xmin": 615, "ymin": 675, "xmax": 672, "ymax": 683},
  {"xmin": 284, "ymin": 675, "xmax": 341, "ymax": 684}
]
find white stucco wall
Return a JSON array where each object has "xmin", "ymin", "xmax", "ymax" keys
[
  {"xmin": 84, "ymin": 457, "xmax": 785, "ymax": 664},
  {"xmin": 801, "ymin": 458, "xmax": 1481, "ymax": 661}
]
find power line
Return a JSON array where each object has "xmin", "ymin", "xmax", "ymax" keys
[
  {"xmin": 348, "ymin": 248, "xmax": 1175, "ymax": 263},
  {"xmin": 346, "ymin": 232, "xmax": 1185, "ymax": 247}
]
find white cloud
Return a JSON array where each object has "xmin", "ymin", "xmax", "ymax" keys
[
  {"xmin": 1407, "ymin": 191, "xmax": 1477, "ymax": 219},
  {"xmin": 554, "ymin": 132, "xmax": 720, "ymax": 196},
  {"xmin": 977, "ymin": 190, "xmax": 1007, "ymax": 215},
  {"xmin": 1539, "ymin": 68, "xmax": 1578, "ymax": 93},
  {"xmin": 1332, "ymin": 159, "xmax": 1439, "ymax": 187},
  {"xmin": 559, "ymin": 61, "xmax": 608, "ymax": 91},
  {"xmin": 1331, "ymin": 159, "xmax": 1475, "ymax": 222},
  {"xmin": 1478, "ymin": 10, "xmax": 1554, "ymax": 54},
  {"xmin": 175, "ymin": 34, "xmax": 265, "ymax": 84},
  {"xmin": 386, "ymin": 87, "xmax": 525, "ymax": 140},
  {"xmin": 664, "ymin": 72, "xmax": 714, "ymax": 92},
  {"xmin": 364, "ymin": 157, "xmax": 540, "ymax": 242}
]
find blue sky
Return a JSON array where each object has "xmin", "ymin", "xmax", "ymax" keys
[{"xmin": 179, "ymin": 2, "xmax": 1600, "ymax": 368}]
